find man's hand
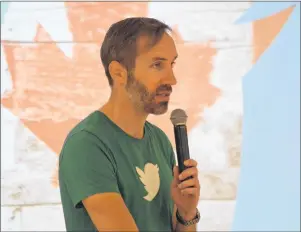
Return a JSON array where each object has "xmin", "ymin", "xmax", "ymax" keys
[{"xmin": 171, "ymin": 159, "xmax": 200, "ymax": 220}]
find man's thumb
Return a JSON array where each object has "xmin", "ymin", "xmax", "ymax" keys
[{"xmin": 172, "ymin": 166, "xmax": 180, "ymax": 186}]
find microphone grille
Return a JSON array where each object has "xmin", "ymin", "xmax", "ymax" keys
[{"xmin": 170, "ymin": 109, "xmax": 188, "ymax": 126}]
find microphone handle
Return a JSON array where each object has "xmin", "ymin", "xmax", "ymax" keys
[{"xmin": 174, "ymin": 124, "xmax": 190, "ymax": 174}]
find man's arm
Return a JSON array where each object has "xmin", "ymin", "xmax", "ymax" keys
[
  {"xmin": 157, "ymin": 129, "xmax": 199, "ymax": 231},
  {"xmin": 60, "ymin": 131, "xmax": 139, "ymax": 231},
  {"xmin": 83, "ymin": 193, "xmax": 138, "ymax": 231},
  {"xmin": 172, "ymin": 205, "xmax": 197, "ymax": 232}
]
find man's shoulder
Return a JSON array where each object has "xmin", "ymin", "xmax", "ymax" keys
[
  {"xmin": 61, "ymin": 111, "xmax": 109, "ymax": 153},
  {"xmin": 59, "ymin": 112, "xmax": 114, "ymax": 166},
  {"xmin": 67, "ymin": 111, "xmax": 100, "ymax": 137}
]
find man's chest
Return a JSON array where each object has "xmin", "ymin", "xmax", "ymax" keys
[
  {"xmin": 112, "ymin": 141, "xmax": 174, "ymax": 208},
  {"xmin": 104, "ymin": 138, "xmax": 175, "ymax": 231}
]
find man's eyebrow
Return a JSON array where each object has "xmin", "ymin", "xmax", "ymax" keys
[{"xmin": 151, "ymin": 55, "xmax": 178, "ymax": 62}]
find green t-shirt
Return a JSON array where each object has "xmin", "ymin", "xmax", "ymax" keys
[{"xmin": 59, "ymin": 110, "xmax": 176, "ymax": 231}]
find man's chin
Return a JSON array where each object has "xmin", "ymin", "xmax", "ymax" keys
[{"xmin": 148, "ymin": 102, "xmax": 169, "ymax": 115}]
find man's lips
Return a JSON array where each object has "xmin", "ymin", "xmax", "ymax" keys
[
  {"xmin": 155, "ymin": 91, "xmax": 172, "ymax": 101},
  {"xmin": 156, "ymin": 91, "xmax": 172, "ymax": 97}
]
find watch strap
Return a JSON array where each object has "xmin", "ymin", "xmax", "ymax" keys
[{"xmin": 176, "ymin": 208, "xmax": 200, "ymax": 226}]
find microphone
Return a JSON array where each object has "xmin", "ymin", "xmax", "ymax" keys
[{"xmin": 170, "ymin": 109, "xmax": 190, "ymax": 175}]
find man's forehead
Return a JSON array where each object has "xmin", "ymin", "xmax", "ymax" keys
[{"xmin": 136, "ymin": 32, "xmax": 177, "ymax": 58}]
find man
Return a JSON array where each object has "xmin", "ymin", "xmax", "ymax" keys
[{"xmin": 59, "ymin": 17, "xmax": 201, "ymax": 231}]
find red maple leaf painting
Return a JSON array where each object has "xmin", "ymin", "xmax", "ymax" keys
[
  {"xmin": 252, "ymin": 5, "xmax": 295, "ymax": 63},
  {"xmin": 1, "ymin": 2, "xmax": 220, "ymax": 187}
]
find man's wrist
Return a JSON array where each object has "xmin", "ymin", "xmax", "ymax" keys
[{"xmin": 177, "ymin": 208, "xmax": 198, "ymax": 221}]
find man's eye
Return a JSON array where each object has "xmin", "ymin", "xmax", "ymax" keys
[{"xmin": 152, "ymin": 62, "xmax": 163, "ymax": 69}]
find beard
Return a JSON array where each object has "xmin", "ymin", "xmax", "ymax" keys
[{"xmin": 125, "ymin": 73, "xmax": 172, "ymax": 115}]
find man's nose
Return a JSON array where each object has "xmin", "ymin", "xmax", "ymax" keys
[{"xmin": 165, "ymin": 70, "xmax": 177, "ymax": 86}]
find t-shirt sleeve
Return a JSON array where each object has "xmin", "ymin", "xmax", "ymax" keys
[{"xmin": 59, "ymin": 130, "xmax": 120, "ymax": 209}]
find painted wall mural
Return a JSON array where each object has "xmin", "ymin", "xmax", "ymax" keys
[{"xmin": 1, "ymin": 2, "xmax": 297, "ymax": 231}]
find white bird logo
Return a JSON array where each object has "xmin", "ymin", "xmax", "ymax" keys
[{"xmin": 136, "ymin": 163, "xmax": 160, "ymax": 202}]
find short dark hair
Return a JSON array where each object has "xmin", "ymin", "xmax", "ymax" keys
[{"xmin": 100, "ymin": 17, "xmax": 172, "ymax": 86}]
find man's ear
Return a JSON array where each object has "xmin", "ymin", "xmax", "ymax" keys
[{"xmin": 108, "ymin": 61, "xmax": 127, "ymax": 86}]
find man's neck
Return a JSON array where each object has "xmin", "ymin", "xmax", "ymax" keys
[{"xmin": 100, "ymin": 93, "xmax": 148, "ymax": 140}]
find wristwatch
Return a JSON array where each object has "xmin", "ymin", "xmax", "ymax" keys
[{"xmin": 176, "ymin": 208, "xmax": 201, "ymax": 226}]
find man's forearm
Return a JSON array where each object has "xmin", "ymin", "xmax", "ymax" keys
[{"xmin": 173, "ymin": 208, "xmax": 198, "ymax": 232}]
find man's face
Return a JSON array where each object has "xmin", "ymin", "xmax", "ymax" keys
[{"xmin": 125, "ymin": 32, "xmax": 178, "ymax": 115}]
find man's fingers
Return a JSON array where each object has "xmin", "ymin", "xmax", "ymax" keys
[
  {"xmin": 178, "ymin": 178, "xmax": 198, "ymax": 189},
  {"xmin": 184, "ymin": 159, "xmax": 198, "ymax": 167},
  {"xmin": 181, "ymin": 187, "xmax": 198, "ymax": 196},
  {"xmin": 179, "ymin": 167, "xmax": 198, "ymax": 181}
]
